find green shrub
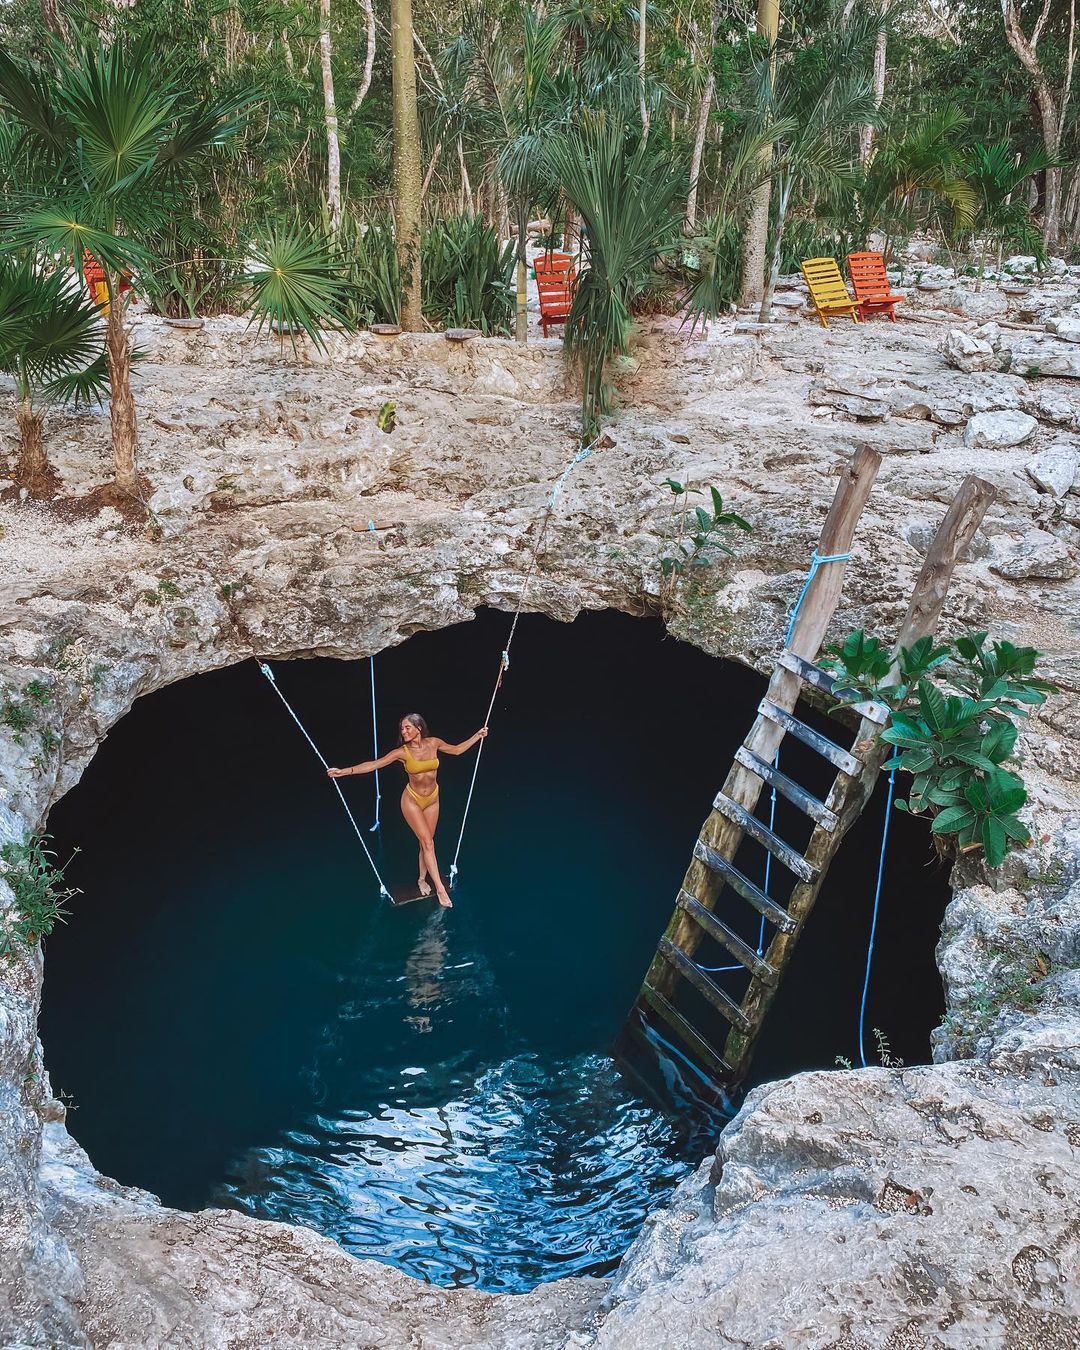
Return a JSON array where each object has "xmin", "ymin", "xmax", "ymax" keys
[
  {"xmin": 823, "ymin": 630, "xmax": 1056, "ymax": 868},
  {"xmin": 422, "ymin": 214, "xmax": 515, "ymax": 334},
  {"xmin": 0, "ymin": 836, "xmax": 78, "ymax": 958}
]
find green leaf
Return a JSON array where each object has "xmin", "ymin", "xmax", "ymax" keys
[
  {"xmin": 918, "ymin": 680, "xmax": 947, "ymax": 734},
  {"xmin": 694, "ymin": 506, "xmax": 712, "ymax": 533},
  {"xmin": 981, "ymin": 816, "xmax": 1006, "ymax": 868},
  {"xmin": 932, "ymin": 806, "xmax": 977, "ymax": 834}
]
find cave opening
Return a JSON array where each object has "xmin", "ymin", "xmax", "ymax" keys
[{"xmin": 41, "ymin": 608, "xmax": 949, "ymax": 1291}]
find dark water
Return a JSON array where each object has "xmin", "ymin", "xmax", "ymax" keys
[{"xmin": 42, "ymin": 609, "xmax": 948, "ymax": 1290}]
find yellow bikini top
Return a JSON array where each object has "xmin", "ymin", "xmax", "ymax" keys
[{"xmin": 403, "ymin": 748, "xmax": 439, "ymax": 775}]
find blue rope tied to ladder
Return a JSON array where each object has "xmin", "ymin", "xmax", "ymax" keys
[
  {"xmin": 258, "ymin": 662, "xmax": 390, "ymax": 899},
  {"xmin": 858, "ymin": 766, "xmax": 895, "ymax": 1067},
  {"xmin": 784, "ymin": 551, "xmax": 852, "ymax": 648}
]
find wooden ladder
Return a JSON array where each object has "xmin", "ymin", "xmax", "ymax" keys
[{"xmin": 620, "ymin": 451, "xmax": 996, "ymax": 1104}]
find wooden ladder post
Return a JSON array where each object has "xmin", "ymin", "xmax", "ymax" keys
[
  {"xmin": 650, "ymin": 445, "xmax": 882, "ymax": 995},
  {"xmin": 725, "ymin": 474, "xmax": 996, "ymax": 1076}
]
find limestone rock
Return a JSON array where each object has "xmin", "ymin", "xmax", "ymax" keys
[
  {"xmin": 587, "ymin": 1060, "xmax": 1080, "ymax": 1349},
  {"xmin": 990, "ymin": 529, "xmax": 1079, "ymax": 580},
  {"xmin": 807, "ymin": 375, "xmax": 891, "ymax": 420},
  {"xmin": 1046, "ymin": 316, "xmax": 1080, "ymax": 344},
  {"xmin": 941, "ymin": 329, "xmax": 996, "ymax": 374},
  {"xmin": 1006, "ymin": 335, "xmax": 1080, "ymax": 379},
  {"xmin": 963, "ymin": 409, "xmax": 1038, "ymax": 449},
  {"xmin": 1026, "ymin": 444, "xmax": 1080, "ymax": 497}
]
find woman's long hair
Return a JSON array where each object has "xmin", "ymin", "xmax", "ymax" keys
[{"xmin": 398, "ymin": 713, "xmax": 429, "ymax": 744}]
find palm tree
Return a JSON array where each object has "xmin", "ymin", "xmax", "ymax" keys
[
  {"xmin": 545, "ymin": 117, "xmax": 685, "ymax": 435},
  {"xmin": 965, "ymin": 141, "xmax": 1056, "ymax": 288},
  {"xmin": 859, "ymin": 105, "xmax": 978, "ymax": 256},
  {"xmin": 0, "ymin": 38, "xmax": 251, "ymax": 497},
  {"xmin": 0, "ymin": 257, "xmax": 108, "ymax": 496},
  {"xmin": 391, "ymin": 0, "xmax": 424, "ymax": 328}
]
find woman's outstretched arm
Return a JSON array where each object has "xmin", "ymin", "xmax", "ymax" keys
[
  {"xmin": 435, "ymin": 728, "xmax": 489, "ymax": 756},
  {"xmin": 327, "ymin": 748, "xmax": 404, "ymax": 778}
]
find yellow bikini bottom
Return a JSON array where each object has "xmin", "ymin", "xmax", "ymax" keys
[{"xmin": 407, "ymin": 783, "xmax": 439, "ymax": 810}]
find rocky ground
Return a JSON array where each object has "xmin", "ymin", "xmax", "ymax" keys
[{"xmin": 1, "ymin": 269, "xmax": 1078, "ymax": 1347}]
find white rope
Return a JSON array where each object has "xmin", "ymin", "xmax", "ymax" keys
[
  {"xmin": 368, "ymin": 654, "xmax": 382, "ymax": 830},
  {"xmin": 448, "ymin": 438, "xmax": 596, "ymax": 885},
  {"xmin": 259, "ymin": 662, "xmax": 390, "ymax": 899}
]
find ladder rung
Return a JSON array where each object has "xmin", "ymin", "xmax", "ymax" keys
[
  {"xmin": 712, "ymin": 793, "xmax": 819, "ymax": 884},
  {"xmin": 658, "ymin": 938, "xmax": 752, "ymax": 1033},
  {"xmin": 778, "ymin": 651, "xmax": 889, "ymax": 725},
  {"xmin": 693, "ymin": 840, "xmax": 797, "ymax": 933},
  {"xmin": 734, "ymin": 747, "xmax": 838, "ymax": 831},
  {"xmin": 757, "ymin": 698, "xmax": 861, "ymax": 776},
  {"xmin": 677, "ymin": 889, "xmax": 778, "ymax": 984},
  {"xmin": 639, "ymin": 983, "xmax": 735, "ymax": 1079}
]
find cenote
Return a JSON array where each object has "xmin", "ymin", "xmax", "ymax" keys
[{"xmin": 42, "ymin": 609, "xmax": 949, "ymax": 1292}]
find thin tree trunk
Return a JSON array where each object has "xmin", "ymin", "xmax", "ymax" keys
[
  {"xmin": 638, "ymin": 0, "xmax": 649, "ymax": 142},
  {"xmin": 515, "ymin": 205, "xmax": 528, "ymax": 344},
  {"xmin": 1001, "ymin": 0, "xmax": 1074, "ymax": 250},
  {"xmin": 15, "ymin": 393, "xmax": 52, "ymax": 497},
  {"xmin": 391, "ymin": 0, "xmax": 423, "ymax": 328},
  {"xmin": 421, "ymin": 141, "xmax": 445, "ymax": 198},
  {"xmin": 859, "ymin": 22, "xmax": 888, "ymax": 166},
  {"xmin": 457, "ymin": 138, "xmax": 474, "ymax": 215},
  {"xmin": 348, "ymin": 0, "xmax": 376, "ymax": 117},
  {"xmin": 319, "ymin": 0, "xmax": 342, "ymax": 232},
  {"xmin": 739, "ymin": 0, "xmax": 779, "ymax": 306},
  {"xmin": 686, "ymin": 0, "xmax": 721, "ymax": 232},
  {"xmin": 105, "ymin": 296, "xmax": 139, "ymax": 495},
  {"xmin": 40, "ymin": 0, "xmax": 68, "ymax": 41},
  {"xmin": 758, "ymin": 175, "xmax": 791, "ymax": 322}
]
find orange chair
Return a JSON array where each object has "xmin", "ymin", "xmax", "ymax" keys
[
  {"xmin": 846, "ymin": 251, "xmax": 905, "ymax": 321},
  {"xmin": 534, "ymin": 251, "xmax": 577, "ymax": 337}
]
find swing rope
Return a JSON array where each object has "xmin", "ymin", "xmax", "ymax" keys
[
  {"xmin": 858, "ymin": 766, "xmax": 895, "ymax": 1067},
  {"xmin": 448, "ymin": 438, "xmax": 596, "ymax": 885},
  {"xmin": 258, "ymin": 661, "xmax": 391, "ymax": 899},
  {"xmin": 368, "ymin": 654, "xmax": 382, "ymax": 831}
]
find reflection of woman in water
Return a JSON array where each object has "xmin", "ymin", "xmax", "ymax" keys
[{"xmin": 328, "ymin": 714, "xmax": 487, "ymax": 909}]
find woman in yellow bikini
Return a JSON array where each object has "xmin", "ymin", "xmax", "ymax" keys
[{"xmin": 327, "ymin": 715, "xmax": 487, "ymax": 909}]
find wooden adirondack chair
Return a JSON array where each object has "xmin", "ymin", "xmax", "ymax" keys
[
  {"xmin": 800, "ymin": 257, "xmax": 863, "ymax": 328},
  {"xmin": 534, "ymin": 251, "xmax": 577, "ymax": 337},
  {"xmin": 846, "ymin": 251, "xmax": 905, "ymax": 321},
  {"xmin": 82, "ymin": 251, "xmax": 135, "ymax": 317}
]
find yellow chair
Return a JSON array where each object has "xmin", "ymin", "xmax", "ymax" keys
[{"xmin": 800, "ymin": 257, "xmax": 863, "ymax": 328}]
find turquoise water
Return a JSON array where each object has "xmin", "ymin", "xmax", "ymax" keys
[{"xmin": 41, "ymin": 610, "xmax": 946, "ymax": 1290}]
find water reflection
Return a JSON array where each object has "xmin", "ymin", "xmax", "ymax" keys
[{"xmin": 217, "ymin": 908, "xmax": 689, "ymax": 1290}]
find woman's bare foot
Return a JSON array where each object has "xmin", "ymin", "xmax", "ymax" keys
[
  {"xmin": 436, "ymin": 885, "xmax": 453, "ymax": 909},
  {"xmin": 417, "ymin": 877, "xmax": 432, "ymax": 897}
]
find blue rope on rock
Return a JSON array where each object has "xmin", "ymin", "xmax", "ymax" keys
[
  {"xmin": 858, "ymin": 767, "xmax": 895, "ymax": 1068},
  {"xmin": 258, "ymin": 661, "xmax": 390, "ymax": 899}
]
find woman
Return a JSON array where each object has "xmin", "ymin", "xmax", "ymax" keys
[{"xmin": 328, "ymin": 715, "xmax": 487, "ymax": 908}]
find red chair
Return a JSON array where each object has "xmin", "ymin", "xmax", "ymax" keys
[
  {"xmin": 82, "ymin": 251, "xmax": 136, "ymax": 316},
  {"xmin": 534, "ymin": 251, "xmax": 577, "ymax": 337},
  {"xmin": 846, "ymin": 251, "xmax": 904, "ymax": 322}
]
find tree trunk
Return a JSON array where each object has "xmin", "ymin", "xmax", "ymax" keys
[
  {"xmin": 515, "ymin": 205, "xmax": 529, "ymax": 344},
  {"xmin": 758, "ymin": 175, "xmax": 791, "ymax": 322},
  {"xmin": 638, "ymin": 0, "xmax": 649, "ymax": 143},
  {"xmin": 738, "ymin": 0, "xmax": 779, "ymax": 306},
  {"xmin": 15, "ymin": 394, "xmax": 52, "ymax": 497},
  {"xmin": 391, "ymin": 0, "xmax": 423, "ymax": 329},
  {"xmin": 859, "ymin": 23, "xmax": 888, "ymax": 166},
  {"xmin": 1000, "ymin": 0, "xmax": 1074, "ymax": 251},
  {"xmin": 319, "ymin": 0, "xmax": 342, "ymax": 233},
  {"xmin": 686, "ymin": 0, "xmax": 721, "ymax": 232},
  {"xmin": 348, "ymin": 0, "xmax": 376, "ymax": 117},
  {"xmin": 106, "ymin": 296, "xmax": 140, "ymax": 495},
  {"xmin": 40, "ymin": 0, "xmax": 68, "ymax": 41}
]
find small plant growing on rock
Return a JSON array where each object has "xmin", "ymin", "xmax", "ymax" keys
[
  {"xmin": 659, "ymin": 479, "xmax": 752, "ymax": 580},
  {"xmin": 0, "ymin": 836, "xmax": 79, "ymax": 959},
  {"xmin": 823, "ymin": 630, "xmax": 1056, "ymax": 868}
]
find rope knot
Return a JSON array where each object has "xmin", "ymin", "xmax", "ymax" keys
[
  {"xmin": 501, "ymin": 650, "xmax": 510, "ymax": 670},
  {"xmin": 259, "ymin": 662, "xmax": 275, "ymax": 683}
]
